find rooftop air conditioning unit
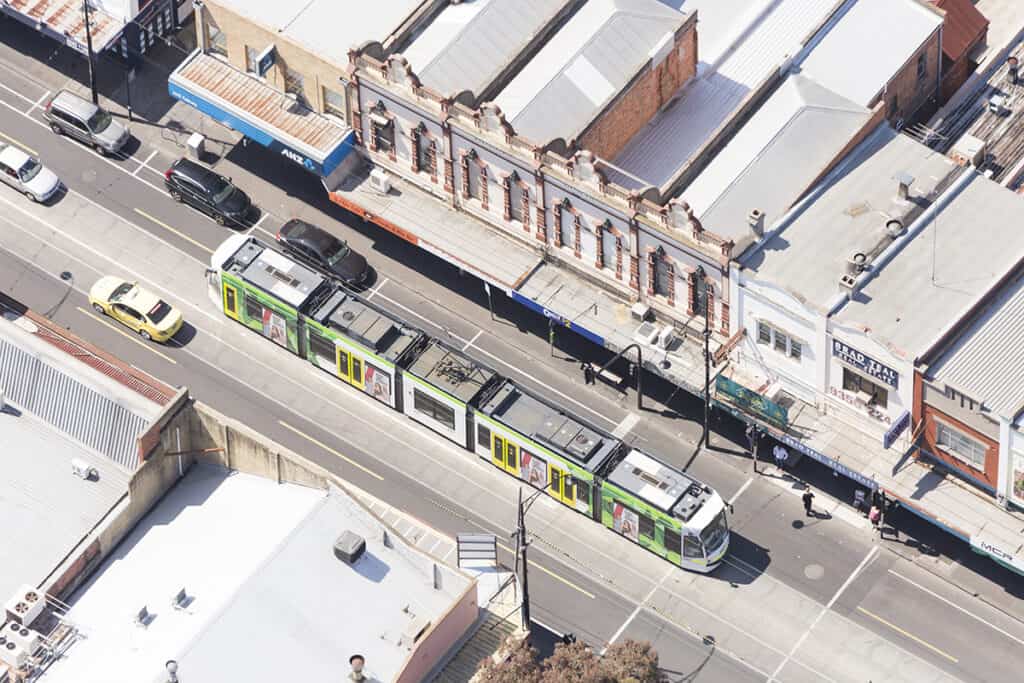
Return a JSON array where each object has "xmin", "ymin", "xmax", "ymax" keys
[
  {"xmin": 71, "ymin": 458, "xmax": 98, "ymax": 481},
  {"xmin": 370, "ymin": 167, "xmax": 391, "ymax": 194},
  {"xmin": 3, "ymin": 623, "xmax": 41, "ymax": 655},
  {"xmin": 0, "ymin": 639, "xmax": 27, "ymax": 669},
  {"xmin": 633, "ymin": 321, "xmax": 659, "ymax": 345},
  {"xmin": 334, "ymin": 531, "xmax": 367, "ymax": 565},
  {"xmin": 630, "ymin": 302, "xmax": 652, "ymax": 322},
  {"xmin": 5, "ymin": 587, "xmax": 43, "ymax": 627},
  {"xmin": 656, "ymin": 325, "xmax": 675, "ymax": 350}
]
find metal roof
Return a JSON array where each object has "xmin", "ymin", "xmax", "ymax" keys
[
  {"xmin": 612, "ymin": 0, "xmax": 839, "ymax": 188},
  {"xmin": 834, "ymin": 171, "xmax": 1024, "ymax": 361},
  {"xmin": 310, "ymin": 288, "xmax": 421, "ymax": 362},
  {"xmin": 494, "ymin": 0, "xmax": 685, "ymax": 146},
  {"xmin": 228, "ymin": 239, "xmax": 326, "ymax": 309},
  {"xmin": 3, "ymin": 0, "xmax": 122, "ymax": 54},
  {"xmin": 171, "ymin": 52, "xmax": 351, "ymax": 160},
  {"xmin": 1, "ymin": 406, "xmax": 130, "ymax": 604},
  {"xmin": 402, "ymin": 0, "xmax": 573, "ymax": 100},
  {"xmin": 798, "ymin": 0, "xmax": 943, "ymax": 108},
  {"xmin": 682, "ymin": 73, "xmax": 872, "ymax": 245},
  {"xmin": 406, "ymin": 338, "xmax": 495, "ymax": 403},
  {"xmin": 212, "ymin": 0, "xmax": 423, "ymax": 66},
  {"xmin": 928, "ymin": 0, "xmax": 989, "ymax": 62},
  {"xmin": 478, "ymin": 380, "xmax": 619, "ymax": 471},
  {"xmin": 607, "ymin": 449, "xmax": 708, "ymax": 519},
  {"xmin": 929, "ymin": 274, "xmax": 1024, "ymax": 419}
]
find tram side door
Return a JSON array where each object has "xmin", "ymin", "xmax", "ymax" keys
[
  {"xmin": 336, "ymin": 346, "xmax": 366, "ymax": 390},
  {"xmin": 491, "ymin": 434, "xmax": 519, "ymax": 475},
  {"xmin": 548, "ymin": 464, "xmax": 576, "ymax": 507},
  {"xmin": 223, "ymin": 282, "xmax": 240, "ymax": 321}
]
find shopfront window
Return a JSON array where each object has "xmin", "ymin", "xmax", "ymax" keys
[
  {"xmin": 936, "ymin": 422, "xmax": 985, "ymax": 468},
  {"xmin": 842, "ymin": 368, "xmax": 888, "ymax": 408}
]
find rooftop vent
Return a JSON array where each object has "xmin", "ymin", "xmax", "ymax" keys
[
  {"xmin": 845, "ymin": 252, "xmax": 867, "ymax": 276},
  {"xmin": 747, "ymin": 208, "xmax": 765, "ymax": 238},
  {"xmin": 894, "ymin": 172, "xmax": 915, "ymax": 200},
  {"xmin": 1009, "ymin": 56, "xmax": 1019, "ymax": 85},
  {"xmin": 334, "ymin": 531, "xmax": 367, "ymax": 565},
  {"xmin": 838, "ymin": 273, "xmax": 858, "ymax": 290},
  {"xmin": 71, "ymin": 458, "xmax": 98, "ymax": 481},
  {"xmin": 885, "ymin": 219, "xmax": 905, "ymax": 238}
]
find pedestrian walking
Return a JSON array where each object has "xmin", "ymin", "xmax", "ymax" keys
[
  {"xmin": 853, "ymin": 489, "xmax": 867, "ymax": 515},
  {"xmin": 746, "ymin": 424, "xmax": 760, "ymax": 474},
  {"xmin": 802, "ymin": 486, "xmax": 815, "ymax": 516},
  {"xmin": 772, "ymin": 443, "xmax": 789, "ymax": 470},
  {"xmin": 581, "ymin": 362, "xmax": 596, "ymax": 385},
  {"xmin": 869, "ymin": 504, "xmax": 881, "ymax": 533}
]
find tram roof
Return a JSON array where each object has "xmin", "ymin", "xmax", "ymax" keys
[
  {"xmin": 478, "ymin": 380, "xmax": 619, "ymax": 472},
  {"xmin": 607, "ymin": 449, "xmax": 709, "ymax": 520},
  {"xmin": 226, "ymin": 239, "xmax": 327, "ymax": 309},
  {"xmin": 309, "ymin": 288, "xmax": 421, "ymax": 363},
  {"xmin": 405, "ymin": 338, "xmax": 496, "ymax": 404}
]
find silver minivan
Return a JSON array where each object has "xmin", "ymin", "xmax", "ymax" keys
[{"xmin": 43, "ymin": 90, "xmax": 130, "ymax": 155}]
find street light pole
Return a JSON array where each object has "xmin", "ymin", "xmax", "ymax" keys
[
  {"xmin": 515, "ymin": 488, "xmax": 543, "ymax": 631},
  {"xmin": 83, "ymin": 0, "xmax": 99, "ymax": 104},
  {"xmin": 701, "ymin": 297, "xmax": 712, "ymax": 449}
]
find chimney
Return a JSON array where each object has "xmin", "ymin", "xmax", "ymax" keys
[
  {"xmin": 894, "ymin": 172, "xmax": 915, "ymax": 200},
  {"xmin": 1009, "ymin": 56, "xmax": 1019, "ymax": 85},
  {"xmin": 845, "ymin": 252, "xmax": 867, "ymax": 276},
  {"xmin": 747, "ymin": 208, "xmax": 765, "ymax": 238}
]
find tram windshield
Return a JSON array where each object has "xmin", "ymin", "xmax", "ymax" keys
[{"xmin": 699, "ymin": 509, "xmax": 729, "ymax": 552}]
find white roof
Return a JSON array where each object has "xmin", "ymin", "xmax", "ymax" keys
[
  {"xmin": 798, "ymin": 0, "xmax": 943, "ymax": 107},
  {"xmin": 494, "ymin": 0, "xmax": 685, "ymax": 146},
  {"xmin": 403, "ymin": 0, "xmax": 572, "ymax": 99},
  {"xmin": 682, "ymin": 73, "xmax": 871, "ymax": 242},
  {"xmin": 612, "ymin": 0, "xmax": 839, "ymax": 188},
  {"xmin": 834, "ymin": 171, "xmax": 1024, "ymax": 361},
  {"xmin": 930, "ymin": 275, "xmax": 1024, "ymax": 419},
  {"xmin": 41, "ymin": 466, "xmax": 473, "ymax": 683},
  {"xmin": 0, "ymin": 143, "xmax": 31, "ymax": 169},
  {"xmin": 214, "ymin": 0, "xmax": 422, "ymax": 66}
]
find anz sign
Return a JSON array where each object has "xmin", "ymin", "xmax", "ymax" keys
[{"xmin": 280, "ymin": 148, "xmax": 316, "ymax": 172}]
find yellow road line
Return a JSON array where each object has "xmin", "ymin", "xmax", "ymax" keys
[
  {"xmin": 0, "ymin": 130, "xmax": 36, "ymax": 155},
  {"xmin": 856, "ymin": 607, "xmax": 959, "ymax": 663},
  {"xmin": 497, "ymin": 541, "xmax": 596, "ymax": 599},
  {"xmin": 76, "ymin": 307, "xmax": 177, "ymax": 364},
  {"xmin": 133, "ymin": 208, "xmax": 214, "ymax": 255},
  {"xmin": 278, "ymin": 420, "xmax": 385, "ymax": 482}
]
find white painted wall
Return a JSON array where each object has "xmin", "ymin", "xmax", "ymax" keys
[{"xmin": 826, "ymin": 325, "xmax": 913, "ymax": 434}]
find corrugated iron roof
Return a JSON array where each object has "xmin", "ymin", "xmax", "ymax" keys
[
  {"xmin": 175, "ymin": 52, "xmax": 349, "ymax": 157},
  {"xmin": 930, "ymin": 274, "xmax": 1024, "ymax": 419},
  {"xmin": 6, "ymin": 0, "xmax": 122, "ymax": 52},
  {"xmin": 929, "ymin": 0, "xmax": 989, "ymax": 62}
]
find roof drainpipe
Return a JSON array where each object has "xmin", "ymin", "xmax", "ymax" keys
[{"xmin": 826, "ymin": 167, "xmax": 977, "ymax": 316}]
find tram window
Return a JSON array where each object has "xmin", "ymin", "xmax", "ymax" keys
[
  {"xmin": 663, "ymin": 528, "xmax": 681, "ymax": 555},
  {"xmin": 683, "ymin": 535, "xmax": 703, "ymax": 559},
  {"xmin": 244, "ymin": 297, "xmax": 264, "ymax": 322},
  {"xmin": 224, "ymin": 286, "xmax": 237, "ymax": 314},
  {"xmin": 549, "ymin": 468, "xmax": 561, "ymax": 495},
  {"xmin": 574, "ymin": 479, "xmax": 590, "ymax": 506},
  {"xmin": 352, "ymin": 356, "xmax": 363, "ymax": 384},
  {"xmin": 477, "ymin": 424, "xmax": 491, "ymax": 450},
  {"xmin": 638, "ymin": 513, "xmax": 655, "ymax": 539},
  {"xmin": 309, "ymin": 329, "xmax": 335, "ymax": 362},
  {"xmin": 413, "ymin": 388, "xmax": 456, "ymax": 430}
]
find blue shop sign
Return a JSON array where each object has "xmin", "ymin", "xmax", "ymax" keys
[
  {"xmin": 832, "ymin": 339, "xmax": 899, "ymax": 389},
  {"xmin": 511, "ymin": 291, "xmax": 605, "ymax": 347},
  {"xmin": 883, "ymin": 410, "xmax": 911, "ymax": 449},
  {"xmin": 256, "ymin": 44, "xmax": 276, "ymax": 78},
  {"xmin": 777, "ymin": 433, "xmax": 878, "ymax": 491},
  {"xmin": 168, "ymin": 81, "xmax": 354, "ymax": 177}
]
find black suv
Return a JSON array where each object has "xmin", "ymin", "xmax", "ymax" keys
[
  {"xmin": 277, "ymin": 219, "xmax": 370, "ymax": 287},
  {"xmin": 164, "ymin": 158, "xmax": 252, "ymax": 227}
]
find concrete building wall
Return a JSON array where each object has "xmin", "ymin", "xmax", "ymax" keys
[
  {"xmin": 880, "ymin": 26, "xmax": 943, "ymax": 124},
  {"xmin": 199, "ymin": 1, "xmax": 351, "ymax": 120},
  {"xmin": 578, "ymin": 18, "xmax": 698, "ymax": 161}
]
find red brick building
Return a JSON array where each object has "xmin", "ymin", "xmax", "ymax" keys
[{"xmin": 929, "ymin": 0, "xmax": 990, "ymax": 103}]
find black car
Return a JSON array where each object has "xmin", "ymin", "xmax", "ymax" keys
[
  {"xmin": 164, "ymin": 158, "xmax": 252, "ymax": 227},
  {"xmin": 277, "ymin": 219, "xmax": 370, "ymax": 286}
]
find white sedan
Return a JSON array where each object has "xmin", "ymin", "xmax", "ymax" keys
[{"xmin": 0, "ymin": 142, "xmax": 61, "ymax": 203}]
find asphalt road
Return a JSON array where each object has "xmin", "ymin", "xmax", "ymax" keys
[{"xmin": 2, "ymin": 24, "xmax": 1024, "ymax": 682}]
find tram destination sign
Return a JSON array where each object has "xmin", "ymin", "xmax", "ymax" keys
[{"xmin": 832, "ymin": 339, "xmax": 898, "ymax": 388}]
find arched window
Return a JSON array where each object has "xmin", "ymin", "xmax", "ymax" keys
[{"xmin": 653, "ymin": 249, "xmax": 670, "ymax": 297}]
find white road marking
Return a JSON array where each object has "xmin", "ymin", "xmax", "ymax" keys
[
  {"xmin": 612, "ymin": 412, "xmax": 640, "ymax": 438},
  {"xmin": 0, "ymin": 80, "xmax": 34, "ymax": 105},
  {"xmin": 27, "ymin": 90, "xmax": 50, "ymax": 114},
  {"xmin": 365, "ymin": 276, "xmax": 390, "ymax": 300},
  {"xmin": 132, "ymin": 149, "xmax": 159, "ymax": 177},
  {"xmin": 601, "ymin": 566, "xmax": 674, "ymax": 654},
  {"xmin": 728, "ymin": 477, "xmax": 753, "ymax": 506},
  {"xmin": 888, "ymin": 569, "xmax": 1024, "ymax": 647},
  {"xmin": 769, "ymin": 546, "xmax": 879, "ymax": 681},
  {"xmin": 462, "ymin": 330, "xmax": 482, "ymax": 351}
]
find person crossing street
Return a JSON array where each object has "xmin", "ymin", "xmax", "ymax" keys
[{"xmin": 802, "ymin": 486, "xmax": 815, "ymax": 516}]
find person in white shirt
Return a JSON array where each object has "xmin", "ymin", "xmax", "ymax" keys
[{"xmin": 772, "ymin": 444, "xmax": 789, "ymax": 469}]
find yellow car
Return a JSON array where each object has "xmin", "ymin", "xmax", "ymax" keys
[{"xmin": 89, "ymin": 277, "xmax": 183, "ymax": 343}]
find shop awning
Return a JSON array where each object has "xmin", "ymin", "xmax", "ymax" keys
[
  {"xmin": 1, "ymin": 0, "xmax": 123, "ymax": 55},
  {"xmin": 169, "ymin": 50, "xmax": 355, "ymax": 177}
]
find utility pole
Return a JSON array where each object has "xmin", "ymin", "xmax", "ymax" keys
[
  {"xmin": 701, "ymin": 294, "xmax": 712, "ymax": 449},
  {"xmin": 514, "ymin": 488, "xmax": 543, "ymax": 631},
  {"xmin": 83, "ymin": 0, "xmax": 99, "ymax": 104}
]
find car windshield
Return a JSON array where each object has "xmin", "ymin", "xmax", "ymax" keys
[
  {"xmin": 87, "ymin": 109, "xmax": 112, "ymax": 133},
  {"xmin": 325, "ymin": 240, "xmax": 351, "ymax": 266},
  {"xmin": 148, "ymin": 300, "xmax": 173, "ymax": 324},
  {"xmin": 211, "ymin": 177, "xmax": 234, "ymax": 204},
  {"xmin": 698, "ymin": 509, "xmax": 729, "ymax": 551},
  {"xmin": 110, "ymin": 282, "xmax": 135, "ymax": 302},
  {"xmin": 18, "ymin": 158, "xmax": 41, "ymax": 183}
]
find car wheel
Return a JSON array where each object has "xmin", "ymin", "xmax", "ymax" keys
[
  {"xmin": 139, "ymin": 329, "xmax": 152, "ymax": 341},
  {"xmin": 94, "ymin": 143, "xmax": 107, "ymax": 156},
  {"xmin": 215, "ymin": 213, "xmax": 226, "ymax": 226},
  {"xmin": 49, "ymin": 123, "xmax": 62, "ymax": 135},
  {"xmin": 170, "ymin": 190, "xmax": 183, "ymax": 202},
  {"xmin": 92, "ymin": 303, "xmax": 105, "ymax": 315},
  {"xmin": 25, "ymin": 190, "xmax": 38, "ymax": 203}
]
